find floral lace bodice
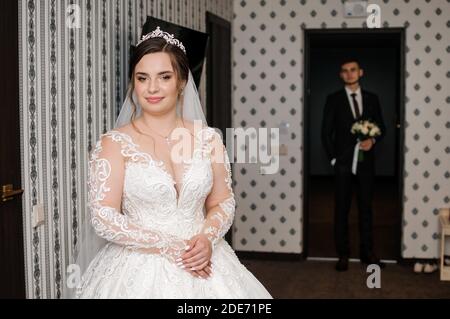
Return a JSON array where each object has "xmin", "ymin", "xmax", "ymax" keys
[{"xmin": 87, "ymin": 127, "xmax": 235, "ymax": 264}]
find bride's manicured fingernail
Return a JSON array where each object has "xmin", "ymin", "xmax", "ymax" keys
[
  {"xmin": 180, "ymin": 265, "xmax": 185, "ymax": 269},
  {"xmin": 177, "ymin": 262, "xmax": 183, "ymax": 266},
  {"xmin": 185, "ymin": 246, "xmax": 190, "ymax": 250},
  {"xmin": 176, "ymin": 258, "xmax": 182, "ymax": 262}
]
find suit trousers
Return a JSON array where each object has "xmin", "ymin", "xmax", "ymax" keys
[{"xmin": 334, "ymin": 161, "xmax": 374, "ymax": 258}]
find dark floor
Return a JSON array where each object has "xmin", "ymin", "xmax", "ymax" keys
[
  {"xmin": 241, "ymin": 258, "xmax": 450, "ymax": 298},
  {"xmin": 308, "ymin": 176, "xmax": 400, "ymax": 259}
]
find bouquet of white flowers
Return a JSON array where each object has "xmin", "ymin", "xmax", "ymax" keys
[{"xmin": 351, "ymin": 120, "xmax": 381, "ymax": 162}]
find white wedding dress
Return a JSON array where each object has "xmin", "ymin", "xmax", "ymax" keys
[{"xmin": 75, "ymin": 127, "xmax": 272, "ymax": 299}]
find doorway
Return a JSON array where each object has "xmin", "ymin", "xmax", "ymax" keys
[
  {"xmin": 0, "ymin": 0, "xmax": 26, "ymax": 298},
  {"xmin": 205, "ymin": 11, "xmax": 232, "ymax": 245},
  {"xmin": 206, "ymin": 11, "xmax": 232, "ymax": 136},
  {"xmin": 303, "ymin": 29, "xmax": 405, "ymax": 260}
]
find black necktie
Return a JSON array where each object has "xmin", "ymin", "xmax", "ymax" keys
[{"xmin": 351, "ymin": 93, "xmax": 361, "ymax": 119}]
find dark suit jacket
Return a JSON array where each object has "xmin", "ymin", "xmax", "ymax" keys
[{"xmin": 321, "ymin": 89, "xmax": 386, "ymax": 170}]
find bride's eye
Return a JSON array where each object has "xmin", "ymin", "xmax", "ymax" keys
[
  {"xmin": 161, "ymin": 75, "xmax": 172, "ymax": 81},
  {"xmin": 137, "ymin": 77, "xmax": 146, "ymax": 82}
]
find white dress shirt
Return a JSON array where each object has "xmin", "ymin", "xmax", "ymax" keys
[{"xmin": 345, "ymin": 86, "xmax": 363, "ymax": 119}]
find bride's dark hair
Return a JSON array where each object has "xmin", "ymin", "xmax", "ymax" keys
[{"xmin": 127, "ymin": 37, "xmax": 190, "ymax": 133}]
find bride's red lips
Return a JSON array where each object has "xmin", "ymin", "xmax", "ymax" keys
[{"xmin": 146, "ymin": 97, "xmax": 164, "ymax": 103}]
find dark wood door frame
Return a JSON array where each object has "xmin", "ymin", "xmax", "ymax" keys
[{"xmin": 302, "ymin": 28, "xmax": 406, "ymax": 260}]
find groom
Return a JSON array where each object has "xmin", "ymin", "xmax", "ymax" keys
[{"xmin": 321, "ymin": 58, "xmax": 386, "ymax": 271}]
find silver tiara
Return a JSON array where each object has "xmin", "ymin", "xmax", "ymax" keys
[{"xmin": 137, "ymin": 26, "xmax": 186, "ymax": 54}]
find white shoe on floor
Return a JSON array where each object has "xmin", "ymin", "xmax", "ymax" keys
[
  {"xmin": 414, "ymin": 262, "xmax": 424, "ymax": 273},
  {"xmin": 423, "ymin": 263, "xmax": 438, "ymax": 273},
  {"xmin": 444, "ymin": 257, "xmax": 450, "ymax": 266}
]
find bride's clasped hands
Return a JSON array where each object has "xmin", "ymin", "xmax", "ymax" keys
[{"xmin": 178, "ymin": 234, "xmax": 213, "ymax": 279}]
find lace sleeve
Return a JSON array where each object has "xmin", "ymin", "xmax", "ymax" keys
[
  {"xmin": 200, "ymin": 131, "xmax": 236, "ymax": 249},
  {"xmin": 88, "ymin": 135, "xmax": 188, "ymax": 263}
]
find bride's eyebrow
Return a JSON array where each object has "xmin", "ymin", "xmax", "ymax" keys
[{"xmin": 135, "ymin": 71, "xmax": 174, "ymax": 76}]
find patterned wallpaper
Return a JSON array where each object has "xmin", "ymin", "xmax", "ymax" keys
[
  {"xmin": 19, "ymin": 0, "xmax": 232, "ymax": 299},
  {"xmin": 232, "ymin": 0, "xmax": 449, "ymax": 257}
]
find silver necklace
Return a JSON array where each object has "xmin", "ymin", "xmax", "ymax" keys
[{"xmin": 142, "ymin": 118, "xmax": 180, "ymax": 146}]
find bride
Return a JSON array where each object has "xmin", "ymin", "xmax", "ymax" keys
[{"xmin": 66, "ymin": 26, "xmax": 272, "ymax": 298}]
